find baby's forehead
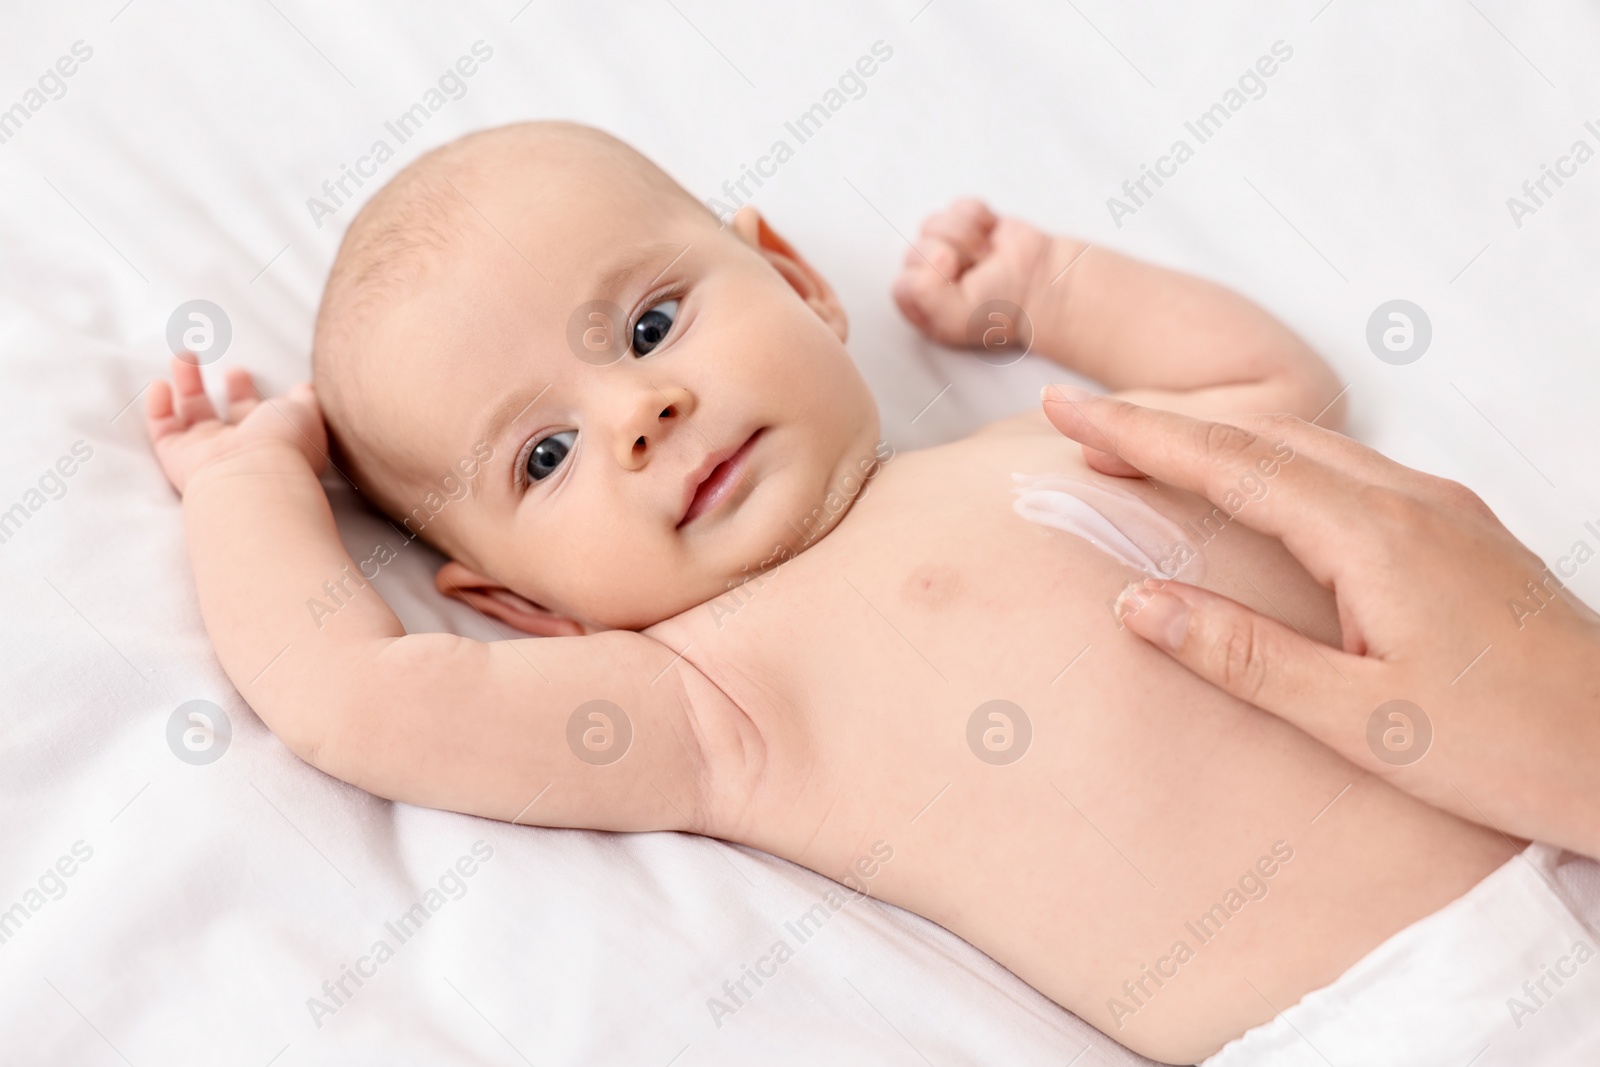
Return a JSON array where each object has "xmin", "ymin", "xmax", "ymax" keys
[
  {"xmin": 343, "ymin": 125, "xmax": 707, "ymax": 309},
  {"xmin": 453, "ymin": 128, "xmax": 705, "ymax": 238}
]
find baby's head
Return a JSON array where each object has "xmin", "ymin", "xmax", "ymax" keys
[{"xmin": 313, "ymin": 121, "xmax": 882, "ymax": 634}]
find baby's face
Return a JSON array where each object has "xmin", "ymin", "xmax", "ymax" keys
[{"xmin": 367, "ymin": 160, "xmax": 881, "ymax": 632}]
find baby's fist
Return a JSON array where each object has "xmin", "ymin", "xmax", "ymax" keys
[{"xmin": 892, "ymin": 199, "xmax": 1067, "ymax": 355}]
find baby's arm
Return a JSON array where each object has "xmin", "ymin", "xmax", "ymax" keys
[
  {"xmin": 893, "ymin": 199, "xmax": 1345, "ymax": 426},
  {"xmin": 147, "ymin": 358, "xmax": 741, "ymax": 832}
]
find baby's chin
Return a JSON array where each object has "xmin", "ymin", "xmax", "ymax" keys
[
  {"xmin": 573, "ymin": 552, "xmax": 781, "ymax": 633},
  {"xmin": 570, "ymin": 455, "xmax": 870, "ymax": 630},
  {"xmin": 574, "ymin": 588, "xmax": 721, "ymax": 634}
]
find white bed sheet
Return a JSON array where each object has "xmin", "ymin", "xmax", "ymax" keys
[{"xmin": 2, "ymin": 1, "xmax": 1597, "ymax": 1064}]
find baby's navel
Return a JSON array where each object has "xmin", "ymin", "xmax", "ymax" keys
[{"xmin": 1010, "ymin": 472, "xmax": 1204, "ymax": 580}]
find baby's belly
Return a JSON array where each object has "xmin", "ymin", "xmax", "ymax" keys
[{"xmin": 660, "ymin": 425, "xmax": 1514, "ymax": 1063}]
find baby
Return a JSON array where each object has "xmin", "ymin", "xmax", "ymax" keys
[{"xmin": 146, "ymin": 122, "xmax": 1572, "ymax": 1063}]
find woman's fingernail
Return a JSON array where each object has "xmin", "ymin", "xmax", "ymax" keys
[
  {"xmin": 1121, "ymin": 589, "xmax": 1190, "ymax": 653},
  {"xmin": 1112, "ymin": 582, "xmax": 1149, "ymax": 621},
  {"xmin": 1042, "ymin": 384, "xmax": 1094, "ymax": 404}
]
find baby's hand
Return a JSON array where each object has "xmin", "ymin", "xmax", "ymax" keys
[
  {"xmin": 145, "ymin": 356, "xmax": 328, "ymax": 495},
  {"xmin": 891, "ymin": 198, "xmax": 1069, "ymax": 352}
]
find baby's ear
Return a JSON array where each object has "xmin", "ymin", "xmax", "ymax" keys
[
  {"xmin": 730, "ymin": 205, "xmax": 848, "ymax": 342},
  {"xmin": 434, "ymin": 561, "xmax": 587, "ymax": 637}
]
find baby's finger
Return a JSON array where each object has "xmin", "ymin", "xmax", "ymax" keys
[
  {"xmin": 891, "ymin": 266, "xmax": 936, "ymax": 335},
  {"xmin": 920, "ymin": 212, "xmax": 989, "ymax": 269},
  {"xmin": 892, "ymin": 258, "xmax": 963, "ymax": 339},
  {"xmin": 170, "ymin": 356, "xmax": 219, "ymax": 426},
  {"xmin": 287, "ymin": 381, "xmax": 321, "ymax": 412},
  {"xmin": 947, "ymin": 197, "xmax": 998, "ymax": 230},
  {"xmin": 224, "ymin": 367, "xmax": 263, "ymax": 422},
  {"xmin": 145, "ymin": 379, "xmax": 185, "ymax": 441},
  {"xmin": 908, "ymin": 239, "xmax": 961, "ymax": 284}
]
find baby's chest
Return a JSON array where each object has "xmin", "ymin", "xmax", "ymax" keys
[{"xmin": 678, "ymin": 430, "xmax": 1164, "ymax": 734}]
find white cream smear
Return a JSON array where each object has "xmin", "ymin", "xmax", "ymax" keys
[{"xmin": 1010, "ymin": 472, "xmax": 1204, "ymax": 580}]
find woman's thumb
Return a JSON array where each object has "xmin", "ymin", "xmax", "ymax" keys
[{"xmin": 1115, "ymin": 580, "xmax": 1358, "ymax": 724}]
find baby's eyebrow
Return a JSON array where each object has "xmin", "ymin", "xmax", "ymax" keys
[
  {"xmin": 592, "ymin": 240, "xmax": 692, "ymax": 298},
  {"xmin": 476, "ymin": 382, "xmax": 553, "ymax": 490}
]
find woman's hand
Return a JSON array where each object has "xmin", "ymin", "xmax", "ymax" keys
[
  {"xmin": 146, "ymin": 356, "xmax": 328, "ymax": 495},
  {"xmin": 1043, "ymin": 386, "xmax": 1600, "ymax": 858}
]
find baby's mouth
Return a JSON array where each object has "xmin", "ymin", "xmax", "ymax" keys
[{"xmin": 678, "ymin": 429, "xmax": 763, "ymax": 528}]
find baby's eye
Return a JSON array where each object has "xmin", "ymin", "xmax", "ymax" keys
[
  {"xmin": 631, "ymin": 299, "xmax": 679, "ymax": 356},
  {"xmin": 526, "ymin": 430, "xmax": 577, "ymax": 482}
]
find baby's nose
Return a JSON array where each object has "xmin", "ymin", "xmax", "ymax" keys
[{"xmin": 617, "ymin": 385, "xmax": 695, "ymax": 469}]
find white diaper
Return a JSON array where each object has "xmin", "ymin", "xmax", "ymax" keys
[{"xmin": 1202, "ymin": 842, "xmax": 1600, "ymax": 1067}]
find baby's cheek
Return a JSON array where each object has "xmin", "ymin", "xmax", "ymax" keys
[{"xmin": 556, "ymin": 527, "xmax": 684, "ymax": 629}]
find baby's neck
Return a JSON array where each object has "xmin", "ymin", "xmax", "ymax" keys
[{"xmin": 708, "ymin": 437, "xmax": 893, "ymax": 609}]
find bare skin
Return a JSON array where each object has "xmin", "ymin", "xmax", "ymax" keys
[{"xmin": 146, "ymin": 125, "xmax": 1514, "ymax": 1063}]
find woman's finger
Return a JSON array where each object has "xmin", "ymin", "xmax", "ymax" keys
[
  {"xmin": 1216, "ymin": 410, "xmax": 1426, "ymax": 496},
  {"xmin": 1054, "ymin": 393, "xmax": 1457, "ymax": 516},
  {"xmin": 1039, "ymin": 389, "xmax": 1377, "ymax": 585},
  {"xmin": 1046, "ymin": 387, "xmax": 1422, "ymax": 487},
  {"xmin": 1118, "ymin": 580, "xmax": 1376, "ymax": 752}
]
